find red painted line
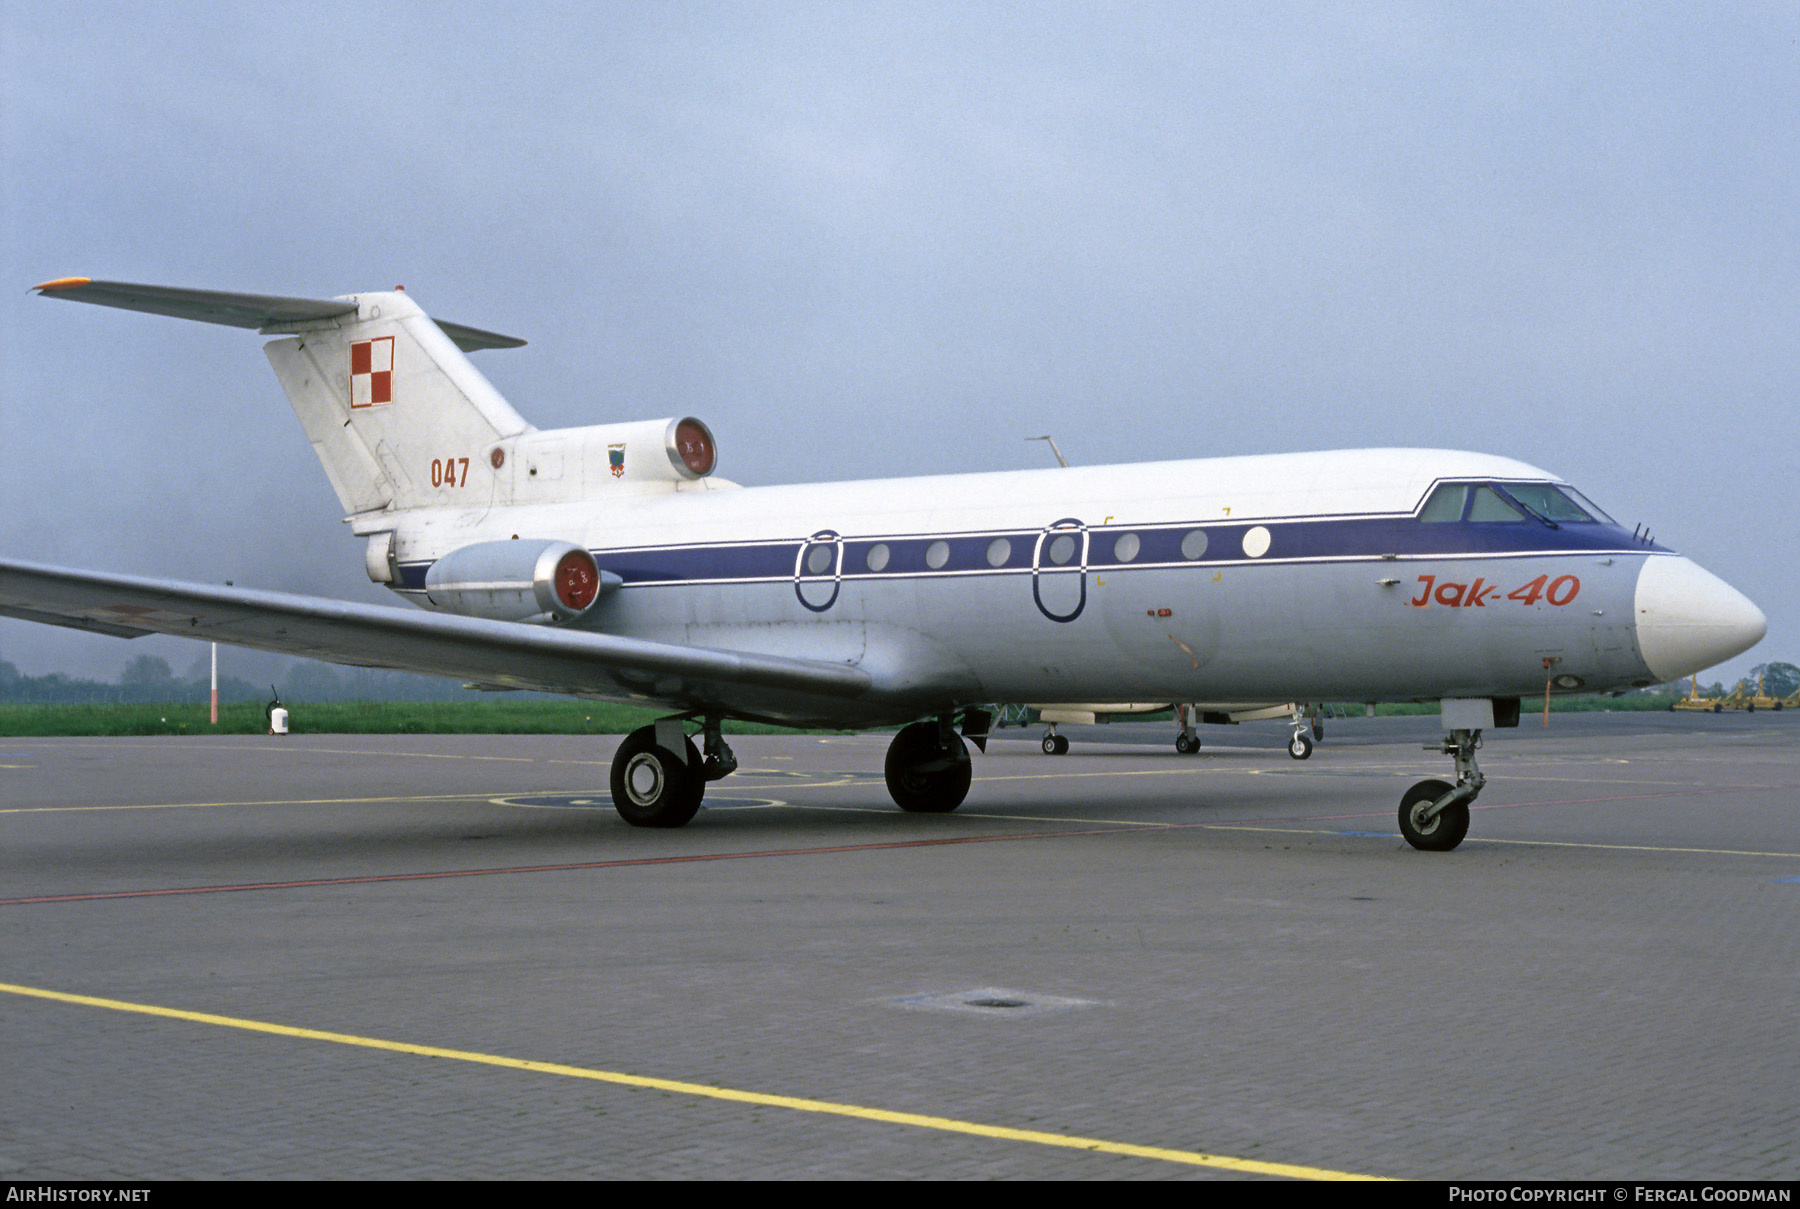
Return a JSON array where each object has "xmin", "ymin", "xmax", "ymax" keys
[{"xmin": 0, "ymin": 825, "xmax": 1151, "ymax": 906}]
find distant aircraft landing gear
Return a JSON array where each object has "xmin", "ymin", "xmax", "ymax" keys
[
  {"xmin": 1174, "ymin": 705, "xmax": 1200, "ymax": 754},
  {"xmin": 1398, "ymin": 728, "xmax": 1484, "ymax": 851},
  {"xmin": 887, "ymin": 717, "xmax": 973, "ymax": 812},
  {"xmin": 1040, "ymin": 724, "xmax": 1069, "ymax": 755},
  {"xmin": 1286, "ymin": 706, "xmax": 1315, "ymax": 759}
]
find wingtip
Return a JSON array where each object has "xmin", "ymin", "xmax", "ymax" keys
[{"xmin": 33, "ymin": 276, "xmax": 93, "ymax": 293}]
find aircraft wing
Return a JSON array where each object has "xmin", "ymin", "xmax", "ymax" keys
[{"xmin": 0, "ymin": 559, "xmax": 871, "ymax": 708}]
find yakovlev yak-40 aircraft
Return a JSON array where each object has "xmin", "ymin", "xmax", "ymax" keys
[{"xmin": 3, "ymin": 279, "xmax": 1767, "ymax": 850}]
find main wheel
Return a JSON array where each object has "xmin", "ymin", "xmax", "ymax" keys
[
  {"xmin": 1287, "ymin": 731, "xmax": 1314, "ymax": 760},
  {"xmin": 886, "ymin": 722, "xmax": 972, "ymax": 813},
  {"xmin": 1398, "ymin": 778, "xmax": 1469, "ymax": 851},
  {"xmin": 610, "ymin": 726, "xmax": 704, "ymax": 828},
  {"xmin": 1175, "ymin": 733, "xmax": 1199, "ymax": 754}
]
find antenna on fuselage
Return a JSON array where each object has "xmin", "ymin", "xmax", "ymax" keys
[{"xmin": 1026, "ymin": 435, "xmax": 1070, "ymax": 468}]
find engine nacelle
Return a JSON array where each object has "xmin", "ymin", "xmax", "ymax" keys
[
  {"xmin": 423, "ymin": 539, "xmax": 613, "ymax": 623},
  {"xmin": 498, "ymin": 416, "xmax": 718, "ymax": 502}
]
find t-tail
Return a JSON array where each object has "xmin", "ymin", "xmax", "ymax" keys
[
  {"xmin": 31, "ymin": 279, "xmax": 724, "ymax": 539},
  {"xmin": 33, "ymin": 278, "xmax": 533, "ymax": 516}
]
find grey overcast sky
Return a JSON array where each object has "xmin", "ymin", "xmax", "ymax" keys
[{"xmin": 2, "ymin": 2, "xmax": 1794, "ymax": 686}]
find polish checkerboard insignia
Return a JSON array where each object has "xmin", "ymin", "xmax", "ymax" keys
[{"xmin": 349, "ymin": 336, "xmax": 395, "ymax": 408}]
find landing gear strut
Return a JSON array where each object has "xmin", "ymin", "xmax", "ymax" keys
[
  {"xmin": 1398, "ymin": 728, "xmax": 1483, "ymax": 851},
  {"xmin": 609, "ymin": 717, "xmax": 738, "ymax": 828},
  {"xmin": 887, "ymin": 717, "xmax": 973, "ymax": 812}
]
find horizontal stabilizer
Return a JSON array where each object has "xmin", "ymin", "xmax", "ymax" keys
[{"xmin": 33, "ymin": 277, "xmax": 526, "ymax": 352}]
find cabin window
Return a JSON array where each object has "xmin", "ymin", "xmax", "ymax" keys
[
  {"xmin": 986, "ymin": 537, "xmax": 1012, "ymax": 567},
  {"xmin": 1112, "ymin": 533, "xmax": 1140, "ymax": 563},
  {"xmin": 865, "ymin": 543, "xmax": 890, "ymax": 572},
  {"xmin": 1046, "ymin": 534, "xmax": 1077, "ymax": 565},
  {"xmin": 806, "ymin": 544, "xmax": 834, "ymax": 574},
  {"xmin": 925, "ymin": 540, "xmax": 950, "ymax": 569},
  {"xmin": 1179, "ymin": 529, "xmax": 1209, "ymax": 559},
  {"xmin": 1468, "ymin": 486, "xmax": 1524, "ymax": 522}
]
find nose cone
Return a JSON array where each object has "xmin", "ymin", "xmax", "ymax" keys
[{"xmin": 1634, "ymin": 556, "xmax": 1767, "ymax": 682}]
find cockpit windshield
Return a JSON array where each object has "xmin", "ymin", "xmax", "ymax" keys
[
  {"xmin": 1502, "ymin": 483, "xmax": 1613, "ymax": 524},
  {"xmin": 1418, "ymin": 481, "xmax": 1615, "ymax": 524}
]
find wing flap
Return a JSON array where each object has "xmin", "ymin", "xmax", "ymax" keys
[{"xmin": 0, "ymin": 559, "xmax": 871, "ymax": 706}]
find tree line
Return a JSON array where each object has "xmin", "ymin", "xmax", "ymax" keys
[{"xmin": 0, "ymin": 653, "xmax": 517, "ymax": 705}]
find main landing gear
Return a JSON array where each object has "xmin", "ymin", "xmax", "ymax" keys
[
  {"xmin": 886, "ymin": 718, "xmax": 974, "ymax": 812},
  {"xmin": 610, "ymin": 713, "xmax": 976, "ymax": 826},
  {"xmin": 1398, "ymin": 728, "xmax": 1484, "ymax": 851},
  {"xmin": 608, "ymin": 717, "xmax": 738, "ymax": 828}
]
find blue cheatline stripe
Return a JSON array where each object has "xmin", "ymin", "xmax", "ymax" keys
[{"xmin": 398, "ymin": 514, "xmax": 1656, "ymax": 593}]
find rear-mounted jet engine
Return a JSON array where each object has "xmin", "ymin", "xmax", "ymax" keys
[{"xmin": 423, "ymin": 539, "xmax": 614, "ymax": 624}]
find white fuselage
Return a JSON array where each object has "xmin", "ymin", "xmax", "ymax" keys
[{"xmin": 377, "ymin": 446, "xmax": 1755, "ymax": 727}]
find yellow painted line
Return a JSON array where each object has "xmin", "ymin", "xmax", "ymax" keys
[
  {"xmin": 0, "ymin": 792, "xmax": 497, "ymax": 815},
  {"xmin": 9, "ymin": 739, "xmax": 537, "ymax": 764},
  {"xmin": 0, "ymin": 980, "xmax": 1386, "ymax": 1181}
]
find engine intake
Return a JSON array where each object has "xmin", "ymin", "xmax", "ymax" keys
[{"xmin": 424, "ymin": 539, "xmax": 613, "ymax": 623}]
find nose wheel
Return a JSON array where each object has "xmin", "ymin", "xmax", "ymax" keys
[
  {"xmin": 1040, "ymin": 724, "xmax": 1069, "ymax": 755},
  {"xmin": 1398, "ymin": 778, "xmax": 1469, "ymax": 850},
  {"xmin": 1398, "ymin": 728, "xmax": 1484, "ymax": 851}
]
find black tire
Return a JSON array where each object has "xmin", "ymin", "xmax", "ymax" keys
[
  {"xmin": 1398, "ymin": 778, "xmax": 1469, "ymax": 851},
  {"xmin": 1042, "ymin": 734, "xmax": 1060, "ymax": 755},
  {"xmin": 1311, "ymin": 718, "xmax": 1324, "ymax": 741},
  {"xmin": 1175, "ymin": 734, "xmax": 1199, "ymax": 754},
  {"xmin": 1052, "ymin": 733, "xmax": 1069, "ymax": 755},
  {"xmin": 1288, "ymin": 731, "xmax": 1314, "ymax": 760},
  {"xmin": 886, "ymin": 721, "xmax": 972, "ymax": 813},
  {"xmin": 610, "ymin": 726, "xmax": 703, "ymax": 828}
]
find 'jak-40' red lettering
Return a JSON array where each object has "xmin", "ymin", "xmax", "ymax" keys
[{"xmin": 1410, "ymin": 573, "xmax": 1579, "ymax": 608}]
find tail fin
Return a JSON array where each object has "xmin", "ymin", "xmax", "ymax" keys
[
  {"xmin": 261, "ymin": 291, "xmax": 532, "ymax": 514},
  {"xmin": 34, "ymin": 278, "xmax": 532, "ymax": 515}
]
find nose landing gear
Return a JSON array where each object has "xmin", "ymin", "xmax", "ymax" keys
[{"xmin": 1398, "ymin": 728, "xmax": 1483, "ymax": 851}]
